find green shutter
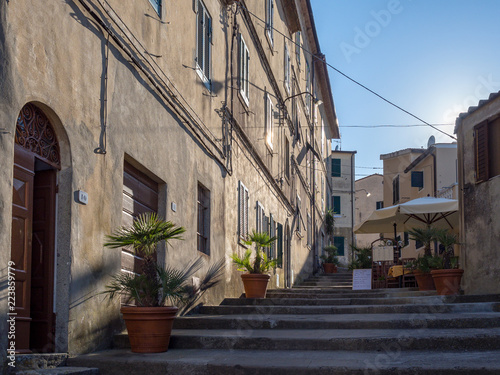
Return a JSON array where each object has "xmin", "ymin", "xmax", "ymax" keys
[
  {"xmin": 332, "ymin": 196, "xmax": 341, "ymax": 215},
  {"xmin": 334, "ymin": 236, "xmax": 345, "ymax": 256},
  {"xmin": 277, "ymin": 223, "xmax": 283, "ymax": 268},
  {"xmin": 331, "ymin": 158, "xmax": 341, "ymax": 177}
]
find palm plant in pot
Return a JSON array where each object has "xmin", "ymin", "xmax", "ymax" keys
[
  {"xmin": 231, "ymin": 231, "xmax": 276, "ymax": 298},
  {"xmin": 429, "ymin": 229, "xmax": 463, "ymax": 295},
  {"xmin": 103, "ymin": 213, "xmax": 224, "ymax": 353},
  {"xmin": 408, "ymin": 226, "xmax": 440, "ymax": 291},
  {"xmin": 321, "ymin": 245, "xmax": 340, "ymax": 273}
]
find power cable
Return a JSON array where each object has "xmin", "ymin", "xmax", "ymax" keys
[{"xmin": 239, "ymin": 4, "xmax": 457, "ymax": 141}]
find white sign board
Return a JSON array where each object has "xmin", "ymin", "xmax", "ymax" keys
[{"xmin": 352, "ymin": 269, "xmax": 372, "ymax": 290}]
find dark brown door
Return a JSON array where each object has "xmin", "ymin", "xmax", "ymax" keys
[
  {"xmin": 30, "ymin": 169, "xmax": 57, "ymax": 352},
  {"xmin": 11, "ymin": 145, "xmax": 35, "ymax": 353}
]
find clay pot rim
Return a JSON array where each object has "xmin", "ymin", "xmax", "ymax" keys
[
  {"xmin": 430, "ymin": 269, "xmax": 464, "ymax": 275},
  {"xmin": 120, "ymin": 305, "xmax": 179, "ymax": 313},
  {"xmin": 241, "ymin": 273, "xmax": 271, "ymax": 279}
]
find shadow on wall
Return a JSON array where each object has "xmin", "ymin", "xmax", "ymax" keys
[{"xmin": 65, "ymin": 0, "xmax": 228, "ymax": 178}]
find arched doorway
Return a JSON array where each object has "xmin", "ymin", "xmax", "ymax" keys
[{"xmin": 11, "ymin": 103, "xmax": 60, "ymax": 353}]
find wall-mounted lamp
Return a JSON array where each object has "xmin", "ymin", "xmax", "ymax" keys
[
  {"xmin": 281, "ymin": 92, "xmax": 322, "ymax": 107},
  {"xmin": 356, "ymin": 189, "xmax": 371, "ymax": 197}
]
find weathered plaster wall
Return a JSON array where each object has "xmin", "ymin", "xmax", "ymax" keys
[
  {"xmin": 354, "ymin": 174, "xmax": 383, "ymax": 248},
  {"xmin": 457, "ymin": 97, "xmax": 500, "ymax": 295}
]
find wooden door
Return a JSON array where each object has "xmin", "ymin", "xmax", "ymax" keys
[
  {"xmin": 11, "ymin": 145, "xmax": 35, "ymax": 353},
  {"xmin": 30, "ymin": 169, "xmax": 57, "ymax": 352}
]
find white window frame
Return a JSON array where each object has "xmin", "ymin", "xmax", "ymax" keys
[
  {"xmin": 265, "ymin": 0, "xmax": 274, "ymax": 46},
  {"xmin": 284, "ymin": 44, "xmax": 291, "ymax": 94},
  {"xmin": 196, "ymin": 0, "xmax": 212, "ymax": 90},
  {"xmin": 239, "ymin": 34, "xmax": 250, "ymax": 105},
  {"xmin": 238, "ymin": 181, "xmax": 249, "ymax": 240},
  {"xmin": 265, "ymin": 93, "xmax": 274, "ymax": 151}
]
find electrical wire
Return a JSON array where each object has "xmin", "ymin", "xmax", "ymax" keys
[{"xmin": 239, "ymin": 3, "xmax": 458, "ymax": 141}]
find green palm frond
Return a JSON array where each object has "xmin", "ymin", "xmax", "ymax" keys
[
  {"xmin": 104, "ymin": 212, "xmax": 186, "ymax": 257},
  {"xmin": 231, "ymin": 250, "xmax": 253, "ymax": 273}
]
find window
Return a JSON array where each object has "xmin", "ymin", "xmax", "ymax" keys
[
  {"xmin": 238, "ymin": 181, "xmax": 249, "ymax": 240},
  {"xmin": 393, "ymin": 175, "xmax": 400, "ymax": 204},
  {"xmin": 265, "ymin": 0, "xmax": 274, "ymax": 45},
  {"xmin": 269, "ymin": 214, "xmax": 276, "ymax": 258},
  {"xmin": 276, "ymin": 223, "xmax": 283, "ymax": 268},
  {"xmin": 197, "ymin": 183, "xmax": 210, "ymax": 255},
  {"xmin": 196, "ymin": 0, "xmax": 211, "ymax": 88},
  {"xmin": 376, "ymin": 201, "xmax": 384, "ymax": 210},
  {"xmin": 284, "ymin": 44, "xmax": 291, "ymax": 93},
  {"xmin": 265, "ymin": 93, "xmax": 273, "ymax": 150},
  {"xmin": 334, "ymin": 236, "xmax": 345, "ymax": 256},
  {"xmin": 306, "ymin": 213, "xmax": 312, "ymax": 247},
  {"xmin": 305, "ymin": 59, "xmax": 311, "ymax": 115},
  {"xmin": 296, "ymin": 194, "xmax": 302, "ymax": 234},
  {"xmin": 331, "ymin": 158, "xmax": 341, "ymax": 177},
  {"xmin": 239, "ymin": 34, "xmax": 250, "ymax": 104},
  {"xmin": 256, "ymin": 201, "xmax": 265, "ymax": 233},
  {"xmin": 295, "ymin": 31, "xmax": 301, "ymax": 67},
  {"xmin": 411, "ymin": 171, "xmax": 424, "ymax": 189},
  {"xmin": 321, "ymin": 175, "xmax": 324, "ymax": 212},
  {"xmin": 332, "ymin": 196, "xmax": 341, "ymax": 215},
  {"xmin": 284, "ymin": 137, "xmax": 290, "ymax": 179},
  {"xmin": 148, "ymin": 0, "xmax": 161, "ymax": 16},
  {"xmin": 475, "ymin": 118, "xmax": 500, "ymax": 183}
]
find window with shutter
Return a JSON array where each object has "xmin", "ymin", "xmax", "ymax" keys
[
  {"xmin": 239, "ymin": 34, "xmax": 250, "ymax": 104},
  {"xmin": 265, "ymin": 93, "xmax": 273, "ymax": 150},
  {"xmin": 196, "ymin": 0, "xmax": 211, "ymax": 89},
  {"xmin": 197, "ymin": 183, "xmax": 210, "ymax": 255},
  {"xmin": 284, "ymin": 44, "xmax": 291, "ymax": 93},
  {"xmin": 393, "ymin": 175, "xmax": 400, "ymax": 204},
  {"xmin": 331, "ymin": 158, "xmax": 341, "ymax": 177},
  {"xmin": 296, "ymin": 194, "xmax": 302, "ymax": 234},
  {"xmin": 295, "ymin": 31, "xmax": 301, "ymax": 67},
  {"xmin": 256, "ymin": 201, "xmax": 265, "ymax": 233},
  {"xmin": 475, "ymin": 121, "xmax": 489, "ymax": 183},
  {"xmin": 148, "ymin": 0, "xmax": 161, "ymax": 16},
  {"xmin": 334, "ymin": 236, "xmax": 345, "ymax": 256},
  {"xmin": 332, "ymin": 196, "xmax": 341, "ymax": 215},
  {"xmin": 238, "ymin": 181, "xmax": 249, "ymax": 240},
  {"xmin": 276, "ymin": 223, "xmax": 283, "ymax": 268},
  {"xmin": 265, "ymin": 0, "xmax": 274, "ymax": 45}
]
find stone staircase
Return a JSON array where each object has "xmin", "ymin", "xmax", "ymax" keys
[
  {"xmin": 68, "ymin": 286, "xmax": 500, "ymax": 374},
  {"xmin": 295, "ymin": 268, "xmax": 353, "ymax": 289}
]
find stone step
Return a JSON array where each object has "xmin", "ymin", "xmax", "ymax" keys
[
  {"xmin": 113, "ymin": 327, "xmax": 500, "ymax": 352},
  {"xmin": 199, "ymin": 301, "xmax": 500, "ymax": 315},
  {"xmin": 266, "ymin": 289, "xmax": 433, "ymax": 299},
  {"xmin": 14, "ymin": 353, "xmax": 99, "ymax": 375},
  {"xmin": 172, "ymin": 312, "xmax": 500, "ymax": 330},
  {"xmin": 267, "ymin": 287, "xmax": 421, "ymax": 295},
  {"xmin": 67, "ymin": 348, "xmax": 500, "ymax": 375},
  {"xmin": 14, "ymin": 368, "xmax": 100, "ymax": 375},
  {"xmin": 221, "ymin": 294, "xmax": 500, "ymax": 306},
  {"xmin": 299, "ymin": 281, "xmax": 353, "ymax": 286}
]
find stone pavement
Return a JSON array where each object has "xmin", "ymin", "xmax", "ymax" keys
[{"xmin": 63, "ymin": 270, "xmax": 500, "ymax": 374}]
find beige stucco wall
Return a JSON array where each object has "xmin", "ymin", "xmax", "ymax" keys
[
  {"xmin": 1, "ymin": 0, "xmax": 336, "ymax": 360},
  {"xmin": 354, "ymin": 174, "xmax": 383, "ymax": 249},
  {"xmin": 456, "ymin": 95, "xmax": 500, "ymax": 295}
]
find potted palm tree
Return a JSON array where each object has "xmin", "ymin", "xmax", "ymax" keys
[
  {"xmin": 408, "ymin": 226, "xmax": 439, "ymax": 291},
  {"xmin": 103, "ymin": 213, "xmax": 224, "ymax": 353},
  {"xmin": 430, "ymin": 230, "xmax": 463, "ymax": 295},
  {"xmin": 321, "ymin": 245, "xmax": 340, "ymax": 273},
  {"xmin": 231, "ymin": 231, "xmax": 276, "ymax": 298}
]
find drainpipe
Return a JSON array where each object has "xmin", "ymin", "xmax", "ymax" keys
[{"xmin": 350, "ymin": 152, "xmax": 355, "ymax": 264}]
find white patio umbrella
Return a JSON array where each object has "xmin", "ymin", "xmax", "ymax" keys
[{"xmin": 354, "ymin": 197, "xmax": 459, "ymax": 235}]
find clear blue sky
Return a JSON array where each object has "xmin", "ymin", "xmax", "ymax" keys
[{"xmin": 310, "ymin": 0, "xmax": 500, "ymax": 179}]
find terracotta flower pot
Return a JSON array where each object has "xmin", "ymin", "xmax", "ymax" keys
[
  {"xmin": 431, "ymin": 269, "xmax": 464, "ymax": 295},
  {"xmin": 323, "ymin": 263, "xmax": 338, "ymax": 274},
  {"xmin": 413, "ymin": 270, "xmax": 435, "ymax": 291},
  {"xmin": 241, "ymin": 273, "xmax": 270, "ymax": 298},
  {"xmin": 120, "ymin": 305, "xmax": 178, "ymax": 353}
]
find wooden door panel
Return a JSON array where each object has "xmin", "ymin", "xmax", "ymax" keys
[
  {"xmin": 11, "ymin": 145, "xmax": 34, "ymax": 353},
  {"xmin": 30, "ymin": 169, "xmax": 56, "ymax": 352}
]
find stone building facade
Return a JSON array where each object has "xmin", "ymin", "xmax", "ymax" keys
[
  {"xmin": 0, "ymin": 0, "xmax": 339, "ymax": 362},
  {"xmin": 327, "ymin": 150, "xmax": 355, "ymax": 265},
  {"xmin": 455, "ymin": 91, "xmax": 500, "ymax": 295},
  {"xmin": 354, "ymin": 173, "xmax": 383, "ymax": 249},
  {"xmin": 380, "ymin": 143, "xmax": 457, "ymax": 258}
]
